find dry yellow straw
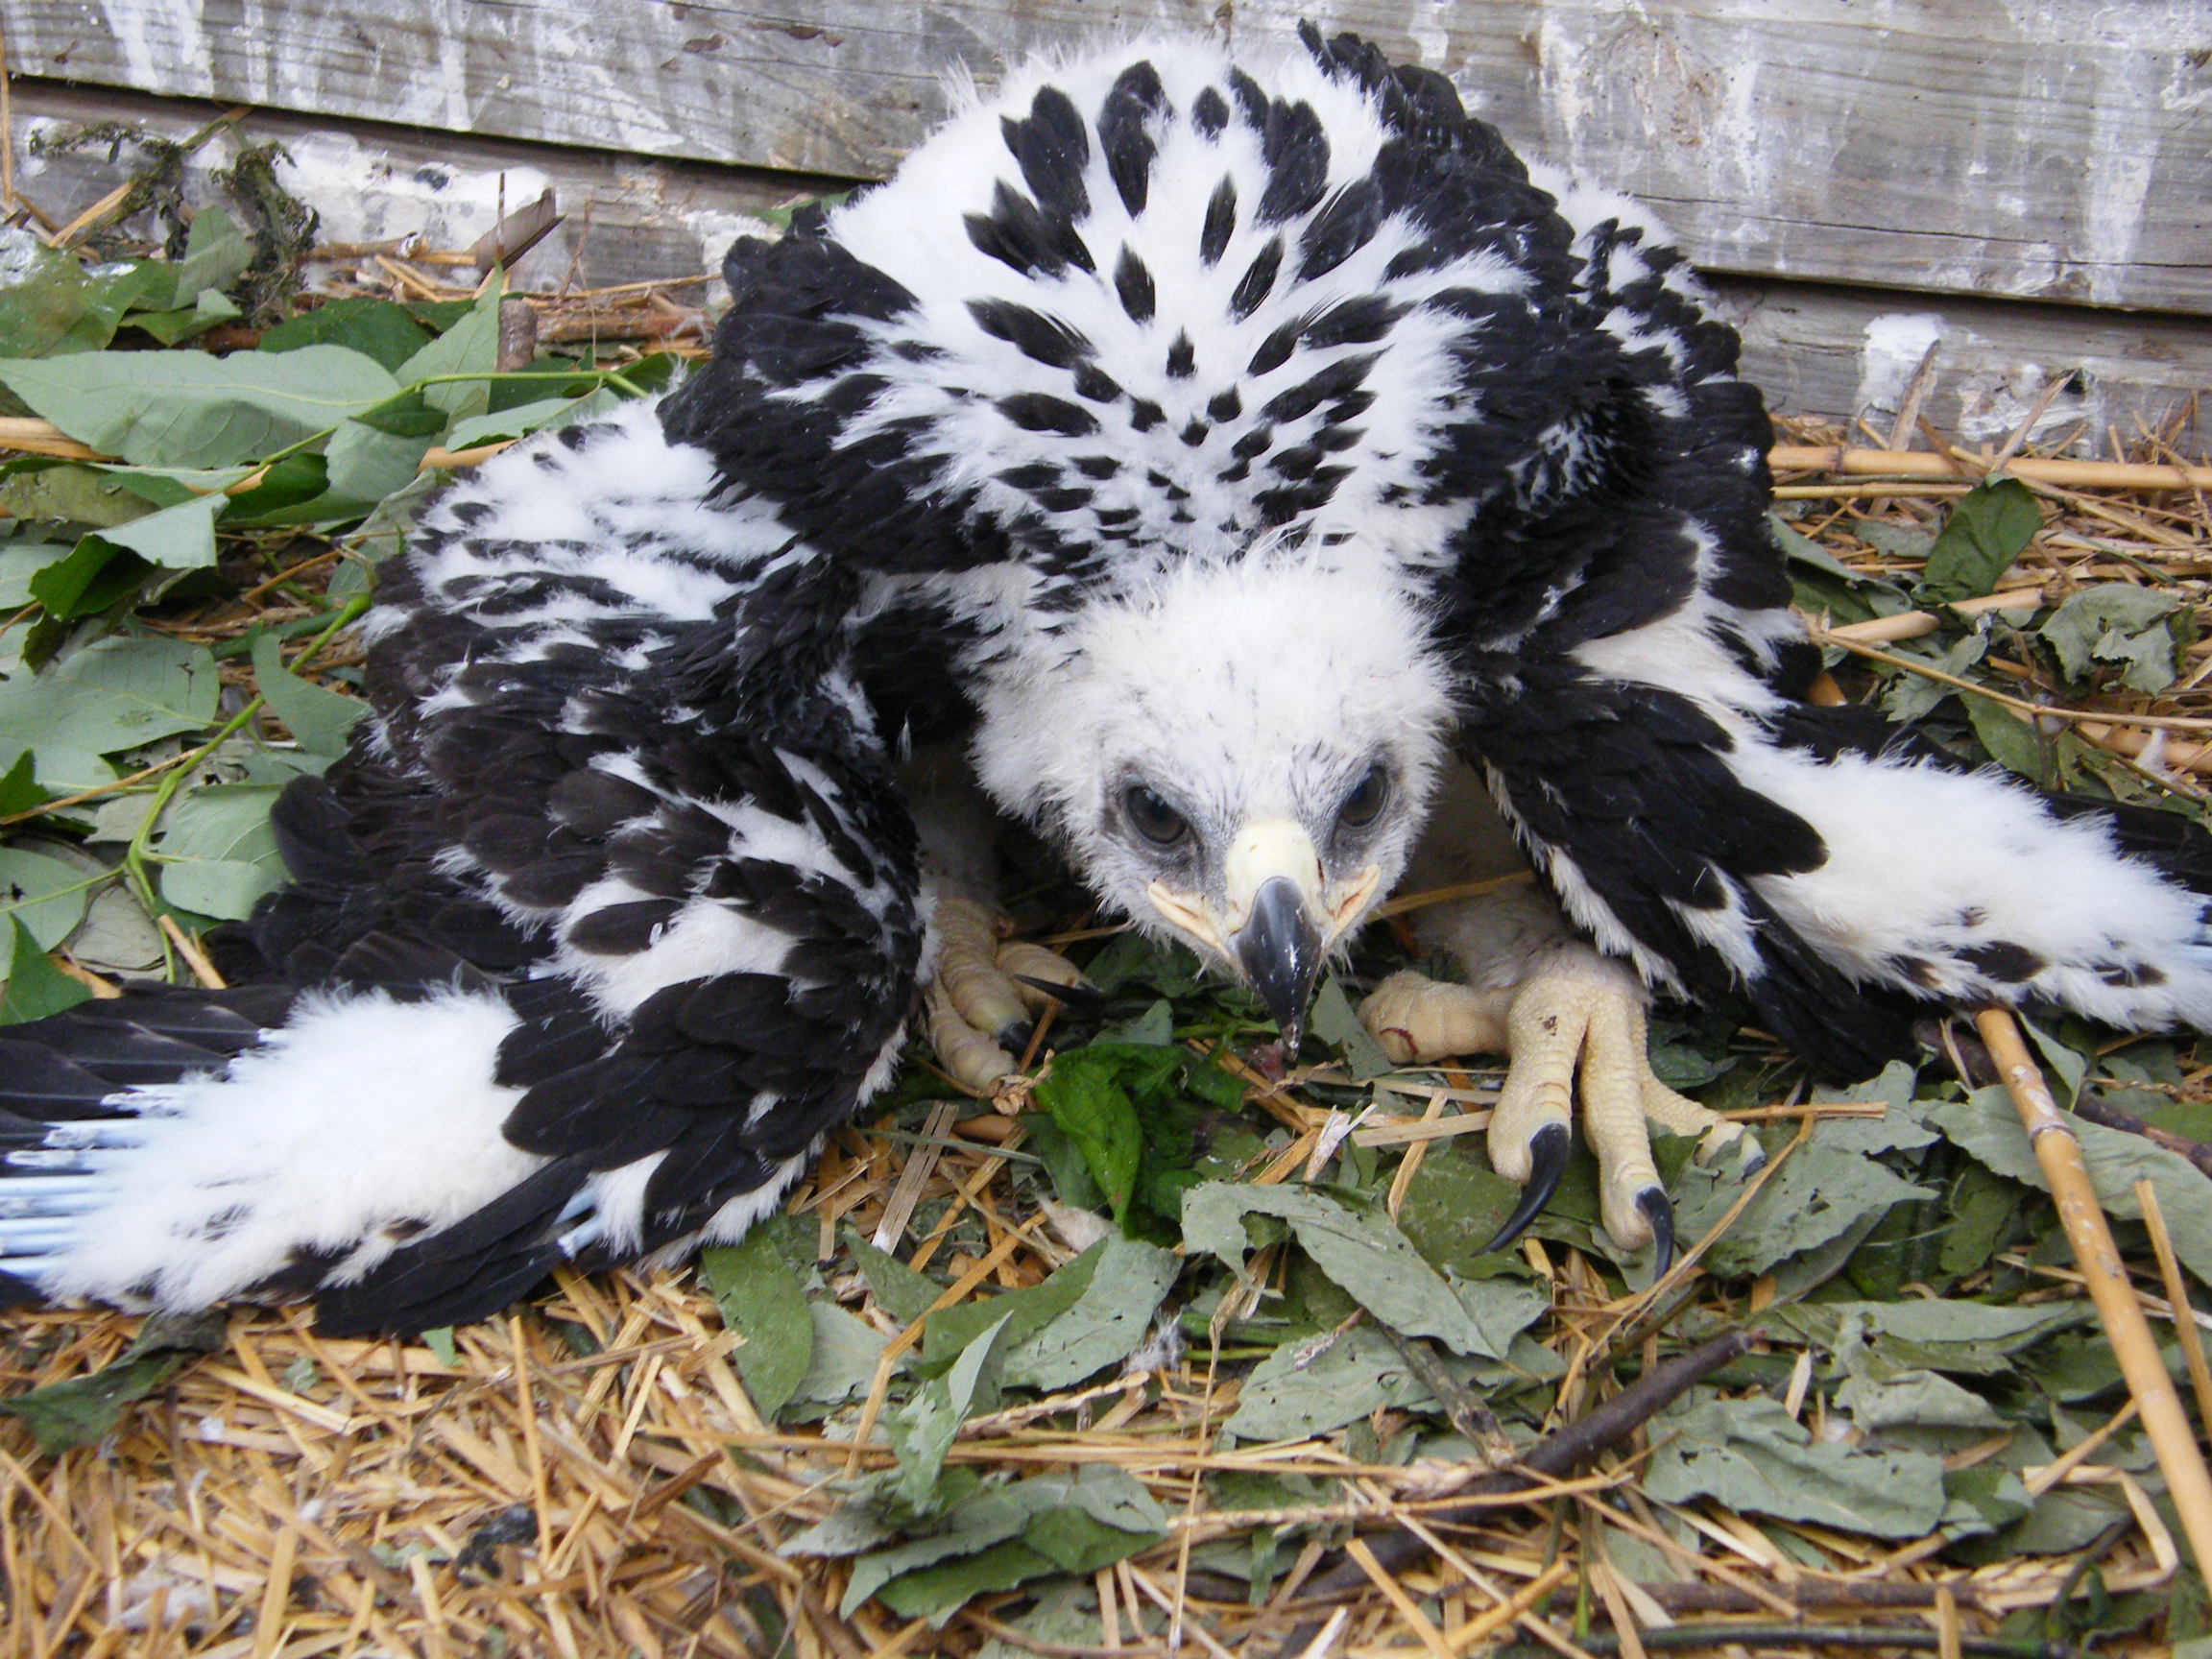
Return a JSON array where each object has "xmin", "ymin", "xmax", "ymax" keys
[{"xmin": 1974, "ymin": 1007, "xmax": 2212, "ymax": 1577}]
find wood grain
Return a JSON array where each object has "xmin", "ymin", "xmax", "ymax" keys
[
  {"xmin": 10, "ymin": 1, "xmax": 2208, "ymax": 313},
  {"xmin": 11, "ymin": 77, "xmax": 2207, "ymax": 434}
]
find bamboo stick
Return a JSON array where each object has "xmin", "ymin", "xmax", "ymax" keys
[
  {"xmin": 1821, "ymin": 587, "xmax": 2047, "ymax": 646},
  {"xmin": 1772, "ymin": 445, "xmax": 2212, "ymax": 492},
  {"xmin": 1973, "ymin": 1008, "xmax": 2212, "ymax": 1578}
]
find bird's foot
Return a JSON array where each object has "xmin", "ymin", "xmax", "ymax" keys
[
  {"xmin": 924, "ymin": 895, "xmax": 1089, "ymax": 1093},
  {"xmin": 1359, "ymin": 952, "xmax": 1749, "ymax": 1271}
]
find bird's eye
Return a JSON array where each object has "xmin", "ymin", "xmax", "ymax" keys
[
  {"xmin": 1337, "ymin": 763, "xmax": 1391, "ymax": 830},
  {"xmin": 1122, "ymin": 784, "xmax": 1190, "ymax": 847}
]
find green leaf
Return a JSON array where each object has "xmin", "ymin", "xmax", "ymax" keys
[
  {"xmin": 159, "ymin": 857, "xmax": 281, "ymax": 921},
  {"xmin": 0, "ymin": 750, "xmax": 48, "ymax": 817},
  {"xmin": 398, "ymin": 282, "xmax": 501, "ymax": 423},
  {"xmin": 444, "ymin": 386, "xmax": 624, "ymax": 450},
  {"xmin": 1182, "ymin": 1182, "xmax": 1488, "ymax": 1354},
  {"xmin": 0, "ymin": 228, "xmax": 159, "ymax": 357},
  {"xmin": 920, "ymin": 1248, "xmax": 1099, "ymax": 1377},
  {"xmin": 144, "ymin": 205, "xmax": 253, "ymax": 312},
  {"xmin": 251, "ymin": 633, "xmax": 363, "ymax": 758},
  {"xmin": 26, "ymin": 538, "xmax": 144, "ymax": 619},
  {"xmin": 0, "ymin": 346, "xmax": 401, "ymax": 469},
  {"xmin": 0, "ymin": 540, "xmax": 71, "ymax": 608},
  {"xmin": 0, "ymin": 915, "xmax": 92, "ymax": 1024},
  {"xmin": 701, "ymin": 1224, "xmax": 815, "ymax": 1424},
  {"xmin": 1963, "ymin": 695, "xmax": 2054, "ymax": 787},
  {"xmin": 1644, "ymin": 1392, "xmax": 1947, "ymax": 1537},
  {"xmin": 152, "ymin": 781, "xmax": 287, "ymax": 920},
  {"xmin": 260, "ymin": 297, "xmax": 434, "ymax": 373},
  {"xmin": 223, "ymin": 452, "xmax": 334, "ymax": 521},
  {"xmin": 0, "ymin": 1309, "xmax": 224, "ymax": 1452},
  {"xmin": 2041, "ymin": 586, "xmax": 2183, "ymax": 694},
  {"xmin": 1917, "ymin": 478, "xmax": 2041, "ymax": 604},
  {"xmin": 0, "ymin": 635, "xmax": 219, "ymax": 757},
  {"xmin": 1034, "ymin": 1047, "xmax": 1145, "ymax": 1224},
  {"xmin": 0, "ymin": 845, "xmax": 94, "ymax": 948},
  {"xmin": 82, "ymin": 488, "xmax": 227, "ymax": 570}
]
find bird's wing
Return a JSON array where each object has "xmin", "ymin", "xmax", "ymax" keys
[
  {"xmin": 0, "ymin": 405, "xmax": 925, "ymax": 1334},
  {"xmin": 1440, "ymin": 182, "xmax": 2212, "ymax": 1071}
]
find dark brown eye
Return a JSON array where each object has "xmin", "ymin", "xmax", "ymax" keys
[
  {"xmin": 1122, "ymin": 784, "xmax": 1190, "ymax": 847},
  {"xmin": 1337, "ymin": 763, "xmax": 1390, "ymax": 830}
]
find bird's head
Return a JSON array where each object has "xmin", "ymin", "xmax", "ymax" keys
[{"xmin": 972, "ymin": 550, "xmax": 1452, "ymax": 1046}]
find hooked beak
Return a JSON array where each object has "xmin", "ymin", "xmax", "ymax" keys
[
  {"xmin": 1237, "ymin": 875, "xmax": 1323, "ymax": 1049},
  {"xmin": 1145, "ymin": 820, "xmax": 1383, "ymax": 1053}
]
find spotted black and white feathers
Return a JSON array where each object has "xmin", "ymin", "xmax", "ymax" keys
[
  {"xmin": 1, "ymin": 405, "xmax": 922, "ymax": 1334},
  {"xmin": 6, "ymin": 25, "xmax": 2212, "ymax": 1331}
]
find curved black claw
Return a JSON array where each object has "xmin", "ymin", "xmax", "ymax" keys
[
  {"xmin": 1012, "ymin": 974, "xmax": 1108, "ymax": 1012},
  {"xmin": 1636, "ymin": 1186, "xmax": 1675, "ymax": 1278},
  {"xmin": 1480, "ymin": 1121, "xmax": 1573, "ymax": 1256}
]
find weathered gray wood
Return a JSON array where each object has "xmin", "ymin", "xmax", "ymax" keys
[
  {"xmin": 1707, "ymin": 276, "xmax": 2212, "ymax": 445},
  {"xmin": 11, "ymin": 77, "xmax": 2206, "ymax": 438},
  {"xmin": 8, "ymin": 80, "xmax": 833, "ymax": 295},
  {"xmin": 8, "ymin": 2, "xmax": 2206, "ymax": 314}
]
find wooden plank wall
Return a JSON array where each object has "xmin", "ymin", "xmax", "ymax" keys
[{"xmin": 5, "ymin": 2, "xmax": 2208, "ymax": 436}]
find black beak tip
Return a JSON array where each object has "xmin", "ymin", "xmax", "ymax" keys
[{"xmin": 1237, "ymin": 877, "xmax": 1324, "ymax": 1053}]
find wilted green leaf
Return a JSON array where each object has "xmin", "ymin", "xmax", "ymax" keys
[
  {"xmin": 144, "ymin": 205, "xmax": 254, "ymax": 313},
  {"xmin": 1226, "ymin": 1326, "xmax": 1435, "ymax": 1440},
  {"xmin": 2041, "ymin": 586, "xmax": 2182, "ymax": 693},
  {"xmin": 250, "ymin": 633, "xmax": 363, "ymax": 758},
  {"xmin": 1183, "ymin": 1182, "xmax": 1486, "ymax": 1354},
  {"xmin": 849, "ymin": 1468, "xmax": 1166, "ymax": 1623},
  {"xmin": 1835, "ymin": 1368, "xmax": 2008, "ymax": 1431},
  {"xmin": 0, "ymin": 345, "xmax": 400, "ymax": 468},
  {"xmin": 26, "ymin": 538, "xmax": 145, "ymax": 619},
  {"xmin": 1001, "ymin": 1237, "xmax": 1178, "ymax": 1389},
  {"xmin": 848, "ymin": 1231, "xmax": 943, "ymax": 1326},
  {"xmin": 701, "ymin": 1224, "xmax": 815, "ymax": 1423},
  {"xmin": 0, "ymin": 1310, "xmax": 225, "ymax": 1452},
  {"xmin": 1768, "ymin": 1298, "xmax": 2091, "ymax": 1377},
  {"xmin": 1309, "ymin": 974, "xmax": 1394, "ymax": 1079},
  {"xmin": 1939, "ymin": 1087, "xmax": 2212, "ymax": 1285},
  {"xmin": 889, "ymin": 1311, "xmax": 1012, "ymax": 1510},
  {"xmin": 0, "ymin": 750, "xmax": 47, "ymax": 817},
  {"xmin": 0, "ymin": 464, "xmax": 154, "ymax": 529},
  {"xmin": 1918, "ymin": 478, "xmax": 2041, "ymax": 603},
  {"xmin": 1644, "ymin": 1393, "xmax": 1947, "ymax": 1537},
  {"xmin": 0, "ymin": 915, "xmax": 92, "ymax": 1024},
  {"xmin": 792, "ymin": 1303, "xmax": 889, "ymax": 1407}
]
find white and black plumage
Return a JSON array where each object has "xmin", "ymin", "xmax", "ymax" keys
[{"xmin": 4, "ymin": 25, "xmax": 2211, "ymax": 1330}]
